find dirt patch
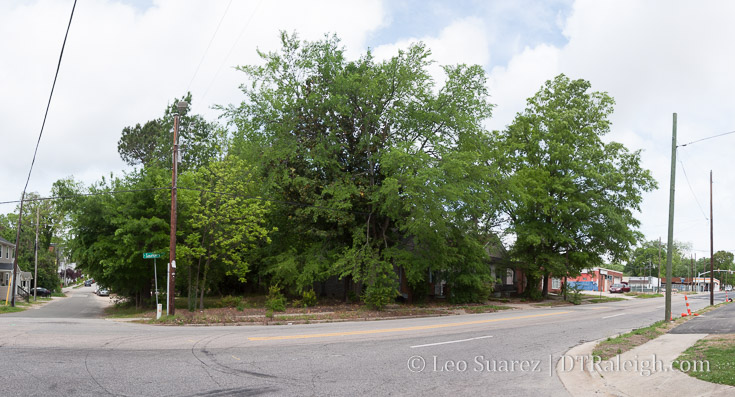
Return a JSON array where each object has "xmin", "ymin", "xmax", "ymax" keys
[{"xmin": 142, "ymin": 302, "xmax": 518, "ymax": 325}]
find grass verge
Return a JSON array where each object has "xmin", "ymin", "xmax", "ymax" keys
[
  {"xmin": 105, "ymin": 303, "xmax": 154, "ymax": 318},
  {"xmin": 623, "ymin": 293, "xmax": 664, "ymax": 299},
  {"xmin": 0, "ymin": 305, "xmax": 25, "ymax": 314},
  {"xmin": 674, "ymin": 334, "xmax": 735, "ymax": 386},
  {"xmin": 584, "ymin": 296, "xmax": 626, "ymax": 303},
  {"xmin": 459, "ymin": 304, "xmax": 513, "ymax": 313}
]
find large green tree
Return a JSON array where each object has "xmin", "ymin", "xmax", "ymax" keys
[
  {"xmin": 117, "ymin": 93, "xmax": 226, "ymax": 171},
  {"xmin": 626, "ymin": 239, "xmax": 690, "ymax": 278},
  {"xmin": 177, "ymin": 155, "xmax": 273, "ymax": 310},
  {"xmin": 227, "ymin": 32, "xmax": 499, "ymax": 305},
  {"xmin": 0, "ymin": 193, "xmax": 65, "ymax": 291},
  {"xmin": 491, "ymin": 74, "xmax": 657, "ymax": 297}
]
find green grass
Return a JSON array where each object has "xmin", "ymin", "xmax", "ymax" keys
[
  {"xmin": 635, "ymin": 293, "xmax": 664, "ymax": 299},
  {"xmin": 593, "ymin": 320, "xmax": 669, "ymax": 360},
  {"xmin": 533, "ymin": 301, "xmax": 570, "ymax": 307},
  {"xmin": 51, "ymin": 291, "xmax": 66, "ymax": 297},
  {"xmin": 105, "ymin": 304, "xmax": 154, "ymax": 318},
  {"xmin": 461, "ymin": 304, "xmax": 513, "ymax": 313},
  {"xmin": 675, "ymin": 336, "xmax": 735, "ymax": 386},
  {"xmin": 0, "ymin": 305, "xmax": 25, "ymax": 314},
  {"xmin": 584, "ymin": 296, "xmax": 626, "ymax": 303}
]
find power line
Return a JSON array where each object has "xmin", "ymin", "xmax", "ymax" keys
[
  {"xmin": 17, "ymin": 0, "xmax": 77, "ymax": 205},
  {"xmin": 678, "ymin": 130, "xmax": 735, "ymax": 147},
  {"xmin": 186, "ymin": 0, "xmax": 234, "ymax": 94},
  {"xmin": 678, "ymin": 159, "xmax": 708, "ymax": 221},
  {"xmin": 9, "ymin": 0, "xmax": 77, "ymax": 308},
  {"xmin": 201, "ymin": 0, "xmax": 263, "ymax": 100},
  {"xmin": 1, "ymin": 186, "xmax": 370, "ymax": 216},
  {"xmin": 0, "ymin": 188, "xmax": 171, "ymax": 206}
]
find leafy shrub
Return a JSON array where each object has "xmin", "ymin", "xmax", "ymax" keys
[
  {"xmin": 218, "ymin": 295, "xmax": 242, "ymax": 308},
  {"xmin": 236, "ymin": 302, "xmax": 245, "ymax": 311},
  {"xmin": 566, "ymin": 283, "xmax": 583, "ymax": 305},
  {"xmin": 265, "ymin": 285, "xmax": 286, "ymax": 312},
  {"xmin": 302, "ymin": 289, "xmax": 317, "ymax": 307}
]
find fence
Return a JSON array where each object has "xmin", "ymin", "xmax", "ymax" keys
[{"xmin": 566, "ymin": 281, "xmax": 598, "ymax": 291}]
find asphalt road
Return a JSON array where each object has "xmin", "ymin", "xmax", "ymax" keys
[
  {"xmin": 671, "ymin": 297, "xmax": 735, "ymax": 334},
  {"xmin": 0, "ymin": 287, "xmax": 728, "ymax": 396}
]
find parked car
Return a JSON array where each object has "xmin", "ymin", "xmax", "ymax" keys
[
  {"xmin": 33, "ymin": 287, "xmax": 52, "ymax": 297},
  {"xmin": 97, "ymin": 287, "xmax": 110, "ymax": 297},
  {"xmin": 84, "ymin": 279, "xmax": 94, "ymax": 287},
  {"xmin": 609, "ymin": 283, "xmax": 630, "ymax": 293}
]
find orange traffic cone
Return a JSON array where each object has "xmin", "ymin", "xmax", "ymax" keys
[{"xmin": 685, "ymin": 295, "xmax": 691, "ymax": 316}]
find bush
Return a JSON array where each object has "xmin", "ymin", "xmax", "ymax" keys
[
  {"xmin": 218, "ymin": 295, "xmax": 242, "ymax": 308},
  {"xmin": 265, "ymin": 285, "xmax": 286, "ymax": 312},
  {"xmin": 566, "ymin": 283, "xmax": 583, "ymax": 305},
  {"xmin": 363, "ymin": 282, "xmax": 397, "ymax": 310},
  {"xmin": 448, "ymin": 276, "xmax": 495, "ymax": 304},
  {"xmin": 302, "ymin": 289, "xmax": 317, "ymax": 307}
]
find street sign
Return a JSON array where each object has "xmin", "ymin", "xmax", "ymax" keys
[{"xmin": 143, "ymin": 253, "xmax": 162, "ymax": 259}]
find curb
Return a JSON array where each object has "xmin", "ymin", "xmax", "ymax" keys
[{"xmin": 558, "ymin": 333, "xmax": 735, "ymax": 396}]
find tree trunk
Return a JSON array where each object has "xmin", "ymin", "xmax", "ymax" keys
[
  {"xmin": 199, "ymin": 254, "xmax": 210, "ymax": 310},
  {"xmin": 542, "ymin": 271, "xmax": 549, "ymax": 297}
]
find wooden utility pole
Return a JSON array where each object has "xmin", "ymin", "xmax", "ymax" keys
[
  {"xmin": 9, "ymin": 195, "xmax": 26, "ymax": 307},
  {"xmin": 168, "ymin": 101, "xmax": 188, "ymax": 316},
  {"xmin": 665, "ymin": 113, "xmax": 677, "ymax": 322},
  {"xmin": 710, "ymin": 170, "xmax": 714, "ymax": 305}
]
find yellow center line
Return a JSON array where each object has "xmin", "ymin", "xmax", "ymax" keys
[{"xmin": 248, "ymin": 311, "xmax": 572, "ymax": 341}]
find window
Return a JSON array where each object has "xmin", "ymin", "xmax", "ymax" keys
[
  {"xmin": 0, "ymin": 245, "xmax": 3, "ymax": 258},
  {"xmin": 552, "ymin": 278, "xmax": 561, "ymax": 289}
]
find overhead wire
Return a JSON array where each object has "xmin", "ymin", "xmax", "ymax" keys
[
  {"xmin": 17, "ymin": 0, "xmax": 77, "ymax": 205},
  {"xmin": 0, "ymin": 186, "xmax": 370, "ymax": 216},
  {"xmin": 185, "ymin": 0, "xmax": 234, "ymax": 94},
  {"xmin": 678, "ymin": 130, "xmax": 735, "ymax": 147},
  {"xmin": 201, "ymin": 0, "xmax": 263, "ymax": 100},
  {"xmin": 677, "ymin": 158, "xmax": 708, "ymax": 221}
]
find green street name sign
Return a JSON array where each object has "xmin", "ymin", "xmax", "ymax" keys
[{"xmin": 143, "ymin": 253, "xmax": 162, "ymax": 259}]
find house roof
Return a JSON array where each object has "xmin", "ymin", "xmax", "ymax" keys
[
  {"xmin": 0, "ymin": 263, "xmax": 13, "ymax": 271},
  {"xmin": 0, "ymin": 236, "xmax": 15, "ymax": 247}
]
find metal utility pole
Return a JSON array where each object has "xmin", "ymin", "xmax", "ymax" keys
[
  {"xmin": 665, "ymin": 113, "xmax": 677, "ymax": 322},
  {"xmin": 710, "ymin": 170, "xmax": 714, "ymax": 305},
  {"xmin": 690, "ymin": 255, "xmax": 693, "ymax": 292},
  {"xmin": 34, "ymin": 206, "xmax": 39, "ymax": 301},
  {"xmin": 168, "ymin": 101, "xmax": 188, "ymax": 316},
  {"xmin": 657, "ymin": 237, "xmax": 662, "ymax": 293}
]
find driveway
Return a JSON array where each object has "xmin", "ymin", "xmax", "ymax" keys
[{"xmin": 4, "ymin": 285, "xmax": 112, "ymax": 318}]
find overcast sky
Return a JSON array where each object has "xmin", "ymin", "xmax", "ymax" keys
[{"xmin": 2, "ymin": 0, "xmax": 734, "ymax": 260}]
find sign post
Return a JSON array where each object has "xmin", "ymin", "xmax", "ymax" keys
[{"xmin": 143, "ymin": 253, "xmax": 162, "ymax": 318}]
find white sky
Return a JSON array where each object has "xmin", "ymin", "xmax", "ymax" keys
[{"xmin": 2, "ymin": 0, "xmax": 734, "ymax": 259}]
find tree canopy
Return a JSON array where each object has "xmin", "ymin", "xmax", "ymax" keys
[
  {"xmin": 490, "ymin": 74, "xmax": 657, "ymax": 296},
  {"xmin": 226, "ymin": 32, "xmax": 499, "ymax": 305}
]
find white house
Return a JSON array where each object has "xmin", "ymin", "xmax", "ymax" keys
[{"xmin": 0, "ymin": 237, "xmax": 16, "ymax": 301}]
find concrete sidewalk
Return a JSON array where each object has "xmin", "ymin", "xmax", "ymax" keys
[{"xmin": 558, "ymin": 332, "xmax": 735, "ymax": 396}]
